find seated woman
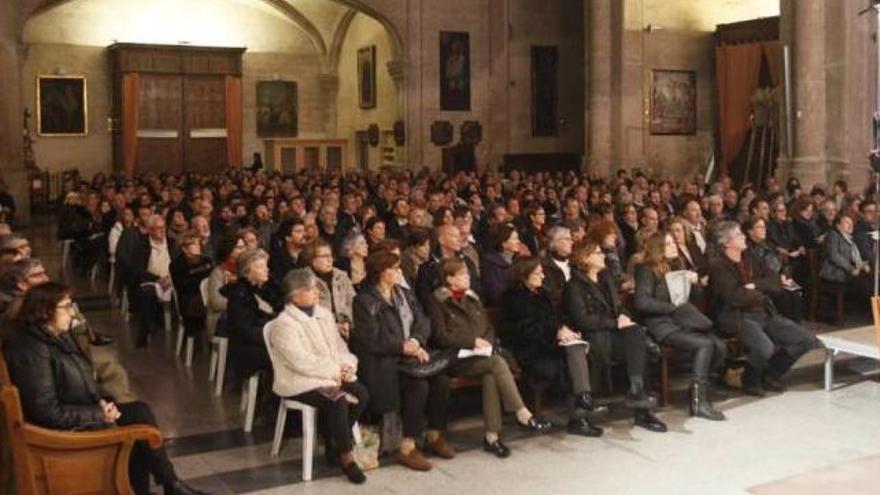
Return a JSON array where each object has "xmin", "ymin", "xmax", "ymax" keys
[
  {"xmin": 819, "ymin": 213, "xmax": 872, "ymax": 304},
  {"xmin": 430, "ymin": 257, "xmax": 551, "ymax": 458},
  {"xmin": 337, "ymin": 231, "xmax": 368, "ymax": 289},
  {"xmin": 170, "ymin": 232, "xmax": 214, "ymax": 342},
  {"xmin": 221, "ymin": 248, "xmax": 283, "ymax": 380},
  {"xmin": 400, "ymin": 227, "xmax": 432, "ymax": 287},
  {"xmin": 480, "ymin": 224, "xmax": 521, "ymax": 307},
  {"xmin": 265, "ymin": 269, "xmax": 368, "ymax": 484},
  {"xmin": 563, "ymin": 240, "xmax": 667, "ymax": 432},
  {"xmin": 205, "ymin": 235, "xmax": 247, "ymax": 340},
  {"xmin": 500, "ymin": 257, "xmax": 604, "ymax": 437},
  {"xmin": 744, "ymin": 216, "xmax": 804, "ymax": 322},
  {"xmin": 301, "ymin": 239, "xmax": 356, "ymax": 339},
  {"xmin": 633, "ymin": 232, "xmax": 726, "ymax": 421},
  {"xmin": 352, "ymin": 251, "xmax": 455, "ymax": 471},
  {"xmin": 2, "ymin": 282, "xmax": 207, "ymax": 495}
]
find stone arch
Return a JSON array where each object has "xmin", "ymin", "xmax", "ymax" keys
[{"xmin": 327, "ymin": 8, "xmax": 358, "ymax": 73}]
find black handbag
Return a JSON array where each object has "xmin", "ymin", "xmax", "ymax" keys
[{"xmin": 397, "ymin": 350, "xmax": 454, "ymax": 378}]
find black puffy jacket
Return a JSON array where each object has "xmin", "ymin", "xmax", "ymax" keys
[
  {"xmin": 221, "ymin": 279, "xmax": 283, "ymax": 351},
  {"xmin": 3, "ymin": 323, "xmax": 107, "ymax": 431}
]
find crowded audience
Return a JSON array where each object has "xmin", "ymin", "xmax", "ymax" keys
[{"xmin": 5, "ymin": 164, "xmax": 880, "ymax": 489}]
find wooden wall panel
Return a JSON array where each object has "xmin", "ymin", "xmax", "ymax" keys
[
  {"xmin": 184, "ymin": 77, "xmax": 226, "ymax": 129},
  {"xmin": 138, "ymin": 75, "xmax": 182, "ymax": 129},
  {"xmin": 138, "ymin": 138, "xmax": 182, "ymax": 174},
  {"xmin": 186, "ymin": 139, "xmax": 227, "ymax": 173}
]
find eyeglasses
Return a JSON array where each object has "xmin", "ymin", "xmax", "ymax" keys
[{"xmin": 56, "ymin": 301, "xmax": 74, "ymax": 311}]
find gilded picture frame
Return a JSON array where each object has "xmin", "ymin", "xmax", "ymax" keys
[{"xmin": 37, "ymin": 75, "xmax": 88, "ymax": 136}]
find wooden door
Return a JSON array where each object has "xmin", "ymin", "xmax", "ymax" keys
[
  {"xmin": 137, "ymin": 75, "xmax": 183, "ymax": 174},
  {"xmin": 183, "ymin": 76, "xmax": 227, "ymax": 173}
]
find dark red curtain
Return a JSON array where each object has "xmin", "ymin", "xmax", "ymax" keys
[
  {"xmin": 225, "ymin": 76, "xmax": 242, "ymax": 168},
  {"xmin": 122, "ymin": 73, "xmax": 140, "ymax": 176},
  {"xmin": 716, "ymin": 43, "xmax": 764, "ymax": 172}
]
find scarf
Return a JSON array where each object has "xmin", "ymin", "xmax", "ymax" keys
[
  {"xmin": 841, "ymin": 230, "xmax": 864, "ymax": 267},
  {"xmin": 392, "ymin": 288, "xmax": 414, "ymax": 339}
]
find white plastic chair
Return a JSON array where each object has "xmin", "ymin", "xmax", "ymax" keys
[
  {"xmin": 210, "ymin": 336, "xmax": 229, "ymax": 395},
  {"xmin": 107, "ymin": 259, "xmax": 117, "ymax": 304},
  {"xmin": 241, "ymin": 372, "xmax": 260, "ymax": 433}
]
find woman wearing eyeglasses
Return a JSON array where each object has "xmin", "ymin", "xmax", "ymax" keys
[
  {"xmin": 563, "ymin": 240, "xmax": 667, "ymax": 433},
  {"xmin": 2, "ymin": 282, "xmax": 207, "ymax": 495}
]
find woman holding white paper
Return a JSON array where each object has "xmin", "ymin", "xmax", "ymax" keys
[
  {"xmin": 430, "ymin": 257, "xmax": 552, "ymax": 458},
  {"xmin": 634, "ymin": 232, "xmax": 726, "ymax": 421},
  {"xmin": 500, "ymin": 257, "xmax": 604, "ymax": 437}
]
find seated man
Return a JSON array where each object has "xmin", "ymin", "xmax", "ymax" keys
[{"xmin": 709, "ymin": 221, "xmax": 819, "ymax": 396}]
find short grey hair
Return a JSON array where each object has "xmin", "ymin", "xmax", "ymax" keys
[
  {"xmin": 145, "ymin": 214, "xmax": 165, "ymax": 229},
  {"xmin": 282, "ymin": 268, "xmax": 316, "ymax": 300},
  {"xmin": 341, "ymin": 231, "xmax": 365, "ymax": 258},
  {"xmin": 714, "ymin": 221, "xmax": 742, "ymax": 248},
  {"xmin": 545, "ymin": 226, "xmax": 571, "ymax": 250},
  {"xmin": 236, "ymin": 248, "xmax": 269, "ymax": 278}
]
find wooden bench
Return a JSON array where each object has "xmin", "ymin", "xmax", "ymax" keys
[{"xmin": 1, "ymin": 343, "xmax": 163, "ymax": 495}]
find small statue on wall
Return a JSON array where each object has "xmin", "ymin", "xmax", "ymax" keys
[{"xmin": 23, "ymin": 108, "xmax": 38, "ymax": 171}]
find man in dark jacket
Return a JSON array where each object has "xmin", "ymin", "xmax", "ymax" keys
[
  {"xmin": 708, "ymin": 221, "xmax": 817, "ymax": 396},
  {"xmin": 541, "ymin": 226, "xmax": 573, "ymax": 309},
  {"xmin": 269, "ymin": 217, "xmax": 306, "ymax": 284}
]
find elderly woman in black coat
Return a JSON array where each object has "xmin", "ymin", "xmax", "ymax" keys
[
  {"xmin": 480, "ymin": 223, "xmax": 521, "ymax": 307},
  {"xmin": 3, "ymin": 283, "xmax": 206, "ymax": 495},
  {"xmin": 220, "ymin": 248, "xmax": 283, "ymax": 380},
  {"xmin": 633, "ymin": 232, "xmax": 725, "ymax": 421},
  {"xmin": 351, "ymin": 250, "xmax": 454, "ymax": 472},
  {"xmin": 819, "ymin": 213, "xmax": 872, "ymax": 304},
  {"xmin": 563, "ymin": 240, "xmax": 666, "ymax": 432},
  {"xmin": 500, "ymin": 257, "xmax": 603, "ymax": 437}
]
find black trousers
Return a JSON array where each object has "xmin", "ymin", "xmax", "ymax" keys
[
  {"xmin": 662, "ymin": 330, "xmax": 726, "ymax": 381},
  {"xmin": 585, "ymin": 326, "xmax": 648, "ymax": 392},
  {"xmin": 398, "ymin": 372, "xmax": 450, "ymax": 438},
  {"xmin": 292, "ymin": 381, "xmax": 369, "ymax": 453},
  {"xmin": 738, "ymin": 312, "xmax": 815, "ymax": 373},
  {"xmin": 116, "ymin": 401, "xmax": 176, "ymax": 495},
  {"xmin": 136, "ymin": 285, "xmax": 161, "ymax": 341}
]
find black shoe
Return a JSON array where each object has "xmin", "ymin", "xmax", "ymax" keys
[
  {"xmin": 567, "ymin": 417, "xmax": 604, "ymax": 437},
  {"xmin": 762, "ymin": 374, "xmax": 787, "ymax": 393},
  {"xmin": 341, "ymin": 461, "xmax": 367, "ymax": 484},
  {"xmin": 634, "ymin": 410, "xmax": 667, "ymax": 433},
  {"xmin": 517, "ymin": 416, "xmax": 552, "ymax": 433},
  {"xmin": 483, "ymin": 438, "xmax": 511, "ymax": 458},
  {"xmin": 689, "ymin": 382, "xmax": 726, "ymax": 421},
  {"xmin": 741, "ymin": 365, "xmax": 766, "ymax": 397},
  {"xmin": 164, "ymin": 479, "xmax": 210, "ymax": 495},
  {"xmin": 574, "ymin": 392, "xmax": 609, "ymax": 414},
  {"xmin": 90, "ymin": 333, "xmax": 114, "ymax": 346}
]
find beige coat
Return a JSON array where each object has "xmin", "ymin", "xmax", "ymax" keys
[
  {"xmin": 311, "ymin": 267, "xmax": 356, "ymax": 324},
  {"xmin": 265, "ymin": 304, "xmax": 358, "ymax": 398}
]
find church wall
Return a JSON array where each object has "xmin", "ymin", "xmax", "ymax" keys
[
  {"xmin": 335, "ymin": 13, "xmax": 398, "ymax": 170},
  {"xmin": 22, "ymin": 44, "xmax": 325, "ymax": 176}
]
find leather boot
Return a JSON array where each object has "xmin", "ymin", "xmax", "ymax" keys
[
  {"xmin": 624, "ymin": 377, "xmax": 657, "ymax": 410},
  {"xmin": 634, "ymin": 409, "xmax": 667, "ymax": 433},
  {"xmin": 763, "ymin": 352, "xmax": 795, "ymax": 392},
  {"xmin": 689, "ymin": 380, "xmax": 725, "ymax": 421},
  {"xmin": 741, "ymin": 364, "xmax": 766, "ymax": 397},
  {"xmin": 164, "ymin": 480, "xmax": 210, "ymax": 495},
  {"xmin": 574, "ymin": 392, "xmax": 609, "ymax": 415}
]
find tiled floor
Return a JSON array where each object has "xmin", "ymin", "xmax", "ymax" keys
[{"xmin": 26, "ymin": 215, "xmax": 880, "ymax": 494}]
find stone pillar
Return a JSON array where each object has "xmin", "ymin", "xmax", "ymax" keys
[
  {"xmin": 0, "ymin": 1, "xmax": 29, "ymax": 225},
  {"xmin": 789, "ymin": 0, "xmax": 829, "ymax": 187},
  {"xmin": 586, "ymin": 0, "xmax": 615, "ymax": 176},
  {"xmin": 317, "ymin": 73, "xmax": 339, "ymax": 136},
  {"xmin": 386, "ymin": 58, "xmax": 407, "ymax": 167}
]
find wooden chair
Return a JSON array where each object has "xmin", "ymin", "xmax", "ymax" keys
[{"xmin": 1, "ymin": 345, "xmax": 163, "ymax": 495}]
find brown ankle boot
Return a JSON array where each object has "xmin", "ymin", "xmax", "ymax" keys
[
  {"xmin": 396, "ymin": 448, "xmax": 432, "ymax": 471},
  {"xmin": 427, "ymin": 436, "xmax": 456, "ymax": 459}
]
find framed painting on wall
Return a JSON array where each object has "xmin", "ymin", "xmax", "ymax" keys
[
  {"xmin": 37, "ymin": 75, "xmax": 87, "ymax": 136},
  {"xmin": 440, "ymin": 31, "xmax": 470, "ymax": 111},
  {"xmin": 256, "ymin": 80, "xmax": 298, "ymax": 138},
  {"xmin": 358, "ymin": 45, "xmax": 377, "ymax": 109},
  {"xmin": 649, "ymin": 69, "xmax": 696, "ymax": 135}
]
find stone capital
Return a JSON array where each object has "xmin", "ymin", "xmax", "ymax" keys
[{"xmin": 386, "ymin": 59, "xmax": 405, "ymax": 83}]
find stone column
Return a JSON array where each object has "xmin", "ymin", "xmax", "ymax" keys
[
  {"xmin": 586, "ymin": 0, "xmax": 615, "ymax": 176},
  {"xmin": 0, "ymin": 1, "xmax": 29, "ymax": 224},
  {"xmin": 789, "ymin": 0, "xmax": 829, "ymax": 187},
  {"xmin": 386, "ymin": 58, "xmax": 406, "ymax": 167},
  {"xmin": 317, "ymin": 73, "xmax": 339, "ymax": 136}
]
